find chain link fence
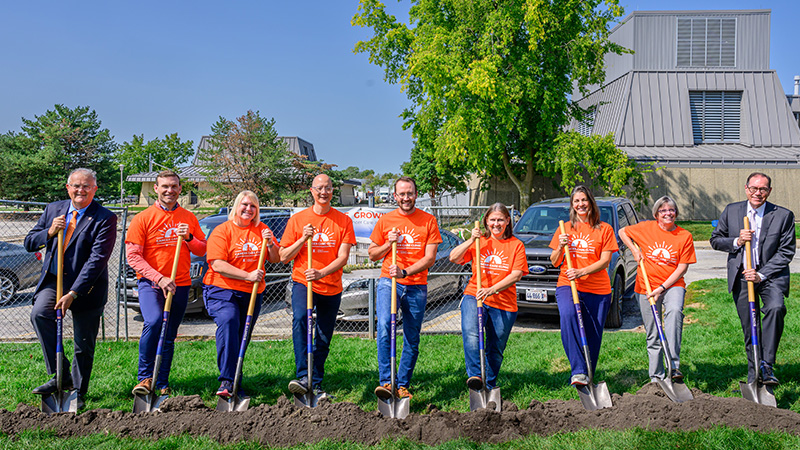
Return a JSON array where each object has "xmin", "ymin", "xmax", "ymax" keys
[{"xmin": 0, "ymin": 201, "xmax": 516, "ymax": 342}]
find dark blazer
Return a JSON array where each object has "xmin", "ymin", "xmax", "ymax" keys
[
  {"xmin": 709, "ymin": 200, "xmax": 795, "ymax": 296},
  {"xmin": 24, "ymin": 199, "xmax": 118, "ymax": 312}
]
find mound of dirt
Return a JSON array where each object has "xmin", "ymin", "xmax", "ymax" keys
[{"xmin": 2, "ymin": 385, "xmax": 798, "ymax": 446}]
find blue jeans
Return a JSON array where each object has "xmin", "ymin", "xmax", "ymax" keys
[
  {"xmin": 555, "ymin": 286, "xmax": 610, "ymax": 377},
  {"xmin": 460, "ymin": 295, "xmax": 517, "ymax": 389},
  {"xmin": 376, "ymin": 277, "xmax": 427, "ymax": 387},
  {"xmin": 137, "ymin": 278, "xmax": 190, "ymax": 389},
  {"xmin": 204, "ymin": 285, "xmax": 263, "ymax": 382},
  {"xmin": 291, "ymin": 281, "xmax": 341, "ymax": 388}
]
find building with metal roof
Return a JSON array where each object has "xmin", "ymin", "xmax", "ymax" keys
[{"xmin": 567, "ymin": 9, "xmax": 800, "ymax": 219}]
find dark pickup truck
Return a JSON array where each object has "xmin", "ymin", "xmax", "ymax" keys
[{"xmin": 513, "ymin": 197, "xmax": 640, "ymax": 328}]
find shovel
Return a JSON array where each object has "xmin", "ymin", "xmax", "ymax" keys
[
  {"xmin": 133, "ymin": 236, "xmax": 183, "ymax": 413},
  {"xmin": 294, "ymin": 236, "xmax": 325, "ymax": 408},
  {"xmin": 559, "ymin": 220, "xmax": 612, "ymax": 411},
  {"xmin": 41, "ymin": 230, "xmax": 79, "ymax": 414},
  {"xmin": 377, "ymin": 229, "xmax": 410, "ymax": 418},
  {"xmin": 739, "ymin": 217, "xmax": 776, "ymax": 407},
  {"xmin": 217, "ymin": 237, "xmax": 269, "ymax": 412},
  {"xmin": 636, "ymin": 246, "xmax": 693, "ymax": 403},
  {"xmin": 469, "ymin": 221, "xmax": 501, "ymax": 412}
]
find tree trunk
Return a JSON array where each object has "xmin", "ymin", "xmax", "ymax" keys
[{"xmin": 501, "ymin": 152, "xmax": 534, "ymax": 211}]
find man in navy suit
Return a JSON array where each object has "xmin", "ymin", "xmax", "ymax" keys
[
  {"xmin": 25, "ymin": 168, "xmax": 118, "ymax": 409},
  {"xmin": 710, "ymin": 172, "xmax": 796, "ymax": 386}
]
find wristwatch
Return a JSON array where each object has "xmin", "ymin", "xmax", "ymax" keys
[
  {"xmin": 402, "ymin": 269, "xmax": 408, "ymax": 278},
  {"xmin": 185, "ymin": 233, "xmax": 193, "ymax": 242},
  {"xmin": 68, "ymin": 291, "xmax": 78, "ymax": 301}
]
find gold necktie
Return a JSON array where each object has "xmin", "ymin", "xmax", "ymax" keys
[{"xmin": 64, "ymin": 211, "xmax": 78, "ymax": 245}]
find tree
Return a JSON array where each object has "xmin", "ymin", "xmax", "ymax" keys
[
  {"xmin": 553, "ymin": 132, "xmax": 653, "ymax": 208},
  {"xmin": 402, "ymin": 139, "xmax": 468, "ymax": 206},
  {"xmin": 353, "ymin": 0, "xmax": 633, "ymax": 209},
  {"xmin": 0, "ymin": 105, "xmax": 117, "ymax": 202},
  {"xmin": 116, "ymin": 133, "xmax": 194, "ymax": 202}
]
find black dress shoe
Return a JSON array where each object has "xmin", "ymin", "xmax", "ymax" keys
[
  {"xmin": 760, "ymin": 364, "xmax": 779, "ymax": 386},
  {"xmin": 76, "ymin": 394, "xmax": 85, "ymax": 411},
  {"xmin": 32, "ymin": 376, "xmax": 74, "ymax": 395}
]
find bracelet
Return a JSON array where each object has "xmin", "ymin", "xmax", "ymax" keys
[{"xmin": 658, "ymin": 284, "xmax": 666, "ymax": 291}]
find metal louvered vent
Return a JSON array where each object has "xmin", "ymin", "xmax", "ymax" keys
[
  {"xmin": 677, "ymin": 17, "xmax": 736, "ymax": 67},
  {"xmin": 689, "ymin": 91, "xmax": 742, "ymax": 143}
]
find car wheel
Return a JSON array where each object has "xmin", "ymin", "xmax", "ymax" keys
[
  {"xmin": 605, "ymin": 273, "xmax": 623, "ymax": 329},
  {"xmin": 0, "ymin": 272, "xmax": 18, "ymax": 306}
]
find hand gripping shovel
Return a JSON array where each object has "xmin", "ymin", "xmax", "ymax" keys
[
  {"xmin": 559, "ymin": 221, "xmax": 612, "ymax": 411},
  {"xmin": 133, "ymin": 236, "xmax": 183, "ymax": 413},
  {"xmin": 377, "ymin": 229, "xmax": 410, "ymax": 418},
  {"xmin": 217, "ymin": 237, "xmax": 270, "ymax": 412},
  {"xmin": 41, "ymin": 230, "xmax": 79, "ymax": 414},
  {"xmin": 739, "ymin": 217, "xmax": 776, "ymax": 407},
  {"xmin": 294, "ymin": 237, "xmax": 325, "ymax": 407},
  {"xmin": 469, "ymin": 222, "xmax": 501, "ymax": 412},
  {"xmin": 636, "ymin": 246, "xmax": 693, "ymax": 403}
]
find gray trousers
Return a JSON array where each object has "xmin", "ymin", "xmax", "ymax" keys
[
  {"xmin": 637, "ymin": 287, "xmax": 685, "ymax": 380},
  {"xmin": 30, "ymin": 275, "xmax": 103, "ymax": 396}
]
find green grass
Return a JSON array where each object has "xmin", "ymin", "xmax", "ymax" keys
[{"xmin": 3, "ymin": 275, "xmax": 800, "ymax": 448}]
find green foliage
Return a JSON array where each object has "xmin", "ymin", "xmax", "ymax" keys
[
  {"xmin": 116, "ymin": 133, "xmax": 194, "ymax": 201},
  {"xmin": 353, "ymin": 0, "xmax": 629, "ymax": 209},
  {"xmin": 0, "ymin": 105, "xmax": 117, "ymax": 202},
  {"xmin": 401, "ymin": 140, "xmax": 468, "ymax": 205},
  {"xmin": 553, "ymin": 131, "xmax": 653, "ymax": 208}
]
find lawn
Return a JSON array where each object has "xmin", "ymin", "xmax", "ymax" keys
[{"xmin": 2, "ymin": 275, "xmax": 799, "ymax": 448}]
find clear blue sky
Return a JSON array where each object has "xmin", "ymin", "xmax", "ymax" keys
[{"xmin": 1, "ymin": 1, "xmax": 797, "ymax": 176}]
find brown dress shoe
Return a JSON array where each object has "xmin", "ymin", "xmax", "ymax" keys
[{"xmin": 132, "ymin": 378, "xmax": 152, "ymax": 396}]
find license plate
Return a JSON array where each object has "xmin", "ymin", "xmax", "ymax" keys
[{"xmin": 525, "ymin": 289, "xmax": 547, "ymax": 302}]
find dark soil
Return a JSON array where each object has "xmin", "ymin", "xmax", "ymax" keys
[{"xmin": 2, "ymin": 384, "xmax": 799, "ymax": 446}]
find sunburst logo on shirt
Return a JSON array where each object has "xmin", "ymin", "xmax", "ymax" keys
[
  {"xmin": 396, "ymin": 226, "xmax": 423, "ymax": 253},
  {"xmin": 482, "ymin": 249, "xmax": 509, "ymax": 272},
  {"xmin": 568, "ymin": 232, "xmax": 595, "ymax": 259},
  {"xmin": 647, "ymin": 241, "xmax": 676, "ymax": 265},
  {"xmin": 156, "ymin": 222, "xmax": 181, "ymax": 246},
  {"xmin": 312, "ymin": 226, "xmax": 336, "ymax": 250},
  {"xmin": 234, "ymin": 236, "xmax": 261, "ymax": 261}
]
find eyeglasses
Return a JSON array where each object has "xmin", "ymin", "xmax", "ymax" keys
[
  {"xmin": 68, "ymin": 184, "xmax": 95, "ymax": 191},
  {"xmin": 395, "ymin": 192, "xmax": 415, "ymax": 198},
  {"xmin": 311, "ymin": 186, "xmax": 332, "ymax": 193},
  {"xmin": 657, "ymin": 208, "xmax": 676, "ymax": 214},
  {"xmin": 746, "ymin": 186, "xmax": 770, "ymax": 194}
]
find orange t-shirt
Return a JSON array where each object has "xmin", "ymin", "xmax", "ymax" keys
[
  {"xmin": 126, "ymin": 204, "xmax": 205, "ymax": 286},
  {"xmin": 280, "ymin": 207, "xmax": 356, "ymax": 296},
  {"xmin": 370, "ymin": 209, "xmax": 442, "ymax": 285},
  {"xmin": 203, "ymin": 220, "xmax": 277, "ymax": 294},
  {"xmin": 460, "ymin": 236, "xmax": 528, "ymax": 312},
  {"xmin": 623, "ymin": 220, "xmax": 696, "ymax": 294},
  {"xmin": 548, "ymin": 221, "xmax": 618, "ymax": 295}
]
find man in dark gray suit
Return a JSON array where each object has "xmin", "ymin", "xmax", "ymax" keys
[
  {"xmin": 710, "ymin": 172, "xmax": 795, "ymax": 385},
  {"xmin": 25, "ymin": 168, "xmax": 118, "ymax": 410}
]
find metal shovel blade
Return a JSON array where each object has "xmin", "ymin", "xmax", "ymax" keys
[
  {"xmin": 656, "ymin": 379, "xmax": 693, "ymax": 403},
  {"xmin": 41, "ymin": 389, "xmax": 78, "ymax": 414},
  {"xmin": 377, "ymin": 396, "xmax": 410, "ymax": 419},
  {"xmin": 216, "ymin": 395, "xmax": 250, "ymax": 412},
  {"xmin": 469, "ymin": 387, "xmax": 501, "ymax": 412},
  {"xmin": 739, "ymin": 380, "xmax": 777, "ymax": 407},
  {"xmin": 293, "ymin": 391, "xmax": 325, "ymax": 408},
  {"xmin": 576, "ymin": 381, "xmax": 613, "ymax": 411},
  {"xmin": 133, "ymin": 392, "xmax": 169, "ymax": 413}
]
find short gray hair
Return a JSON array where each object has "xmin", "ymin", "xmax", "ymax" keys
[
  {"xmin": 68, "ymin": 168, "xmax": 97, "ymax": 184},
  {"xmin": 652, "ymin": 196, "xmax": 678, "ymax": 219}
]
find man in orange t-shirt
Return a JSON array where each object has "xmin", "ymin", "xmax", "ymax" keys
[
  {"xmin": 280, "ymin": 174, "xmax": 355, "ymax": 397},
  {"xmin": 125, "ymin": 170, "xmax": 206, "ymax": 396},
  {"xmin": 369, "ymin": 176, "xmax": 442, "ymax": 400}
]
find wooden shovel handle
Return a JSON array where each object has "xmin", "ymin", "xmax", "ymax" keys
[{"xmin": 558, "ymin": 221, "xmax": 580, "ymax": 304}]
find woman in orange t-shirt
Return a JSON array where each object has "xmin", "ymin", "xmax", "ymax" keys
[
  {"xmin": 450, "ymin": 203, "xmax": 527, "ymax": 391},
  {"xmin": 619, "ymin": 196, "xmax": 696, "ymax": 383},
  {"xmin": 548, "ymin": 186, "xmax": 618, "ymax": 387},
  {"xmin": 202, "ymin": 191, "xmax": 280, "ymax": 398}
]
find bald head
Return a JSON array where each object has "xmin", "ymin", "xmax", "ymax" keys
[{"xmin": 310, "ymin": 173, "xmax": 333, "ymax": 212}]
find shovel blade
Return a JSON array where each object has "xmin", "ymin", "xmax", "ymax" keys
[
  {"xmin": 41, "ymin": 389, "xmax": 78, "ymax": 414},
  {"xmin": 216, "ymin": 395, "xmax": 250, "ymax": 412},
  {"xmin": 377, "ymin": 396, "xmax": 410, "ymax": 419},
  {"xmin": 293, "ymin": 392, "xmax": 325, "ymax": 408},
  {"xmin": 576, "ymin": 381, "xmax": 613, "ymax": 411},
  {"xmin": 469, "ymin": 388, "xmax": 502, "ymax": 412},
  {"xmin": 656, "ymin": 379, "xmax": 694, "ymax": 403},
  {"xmin": 740, "ymin": 380, "xmax": 777, "ymax": 407},
  {"xmin": 133, "ymin": 393, "xmax": 169, "ymax": 413}
]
